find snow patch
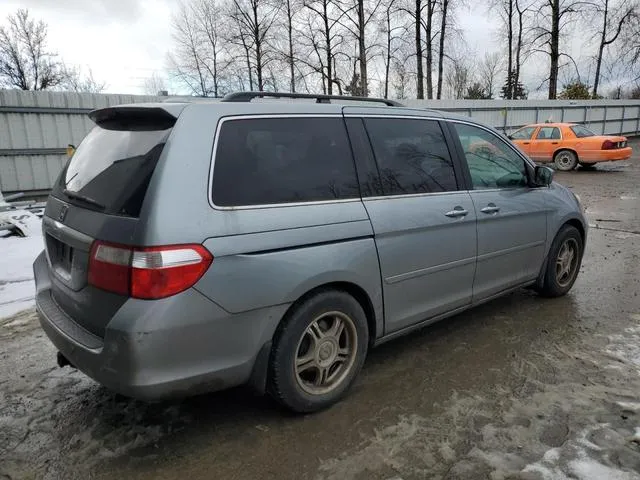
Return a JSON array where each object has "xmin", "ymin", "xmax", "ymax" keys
[
  {"xmin": 605, "ymin": 326, "xmax": 640, "ymax": 369},
  {"xmin": 568, "ymin": 449, "xmax": 639, "ymax": 480},
  {"xmin": 0, "ymin": 230, "xmax": 44, "ymax": 320},
  {"xmin": 522, "ymin": 425, "xmax": 640, "ymax": 480},
  {"xmin": 616, "ymin": 402, "xmax": 640, "ymax": 412}
]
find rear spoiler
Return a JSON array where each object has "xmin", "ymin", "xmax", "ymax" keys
[{"xmin": 89, "ymin": 106, "xmax": 180, "ymax": 131}]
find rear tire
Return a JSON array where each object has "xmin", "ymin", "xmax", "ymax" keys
[
  {"xmin": 537, "ymin": 225, "xmax": 583, "ymax": 297},
  {"xmin": 554, "ymin": 150, "xmax": 578, "ymax": 171},
  {"xmin": 268, "ymin": 290, "xmax": 369, "ymax": 413}
]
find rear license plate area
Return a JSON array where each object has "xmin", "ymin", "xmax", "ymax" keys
[{"xmin": 47, "ymin": 235, "xmax": 74, "ymax": 278}]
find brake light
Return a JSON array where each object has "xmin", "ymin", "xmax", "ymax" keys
[
  {"xmin": 601, "ymin": 140, "xmax": 615, "ymax": 150},
  {"xmin": 88, "ymin": 241, "xmax": 212, "ymax": 299},
  {"xmin": 131, "ymin": 245, "xmax": 212, "ymax": 299},
  {"xmin": 88, "ymin": 243, "xmax": 131, "ymax": 295}
]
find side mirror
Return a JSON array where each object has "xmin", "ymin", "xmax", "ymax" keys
[
  {"xmin": 534, "ymin": 166, "xmax": 553, "ymax": 186},
  {"xmin": 507, "ymin": 135, "xmax": 514, "ymax": 140}
]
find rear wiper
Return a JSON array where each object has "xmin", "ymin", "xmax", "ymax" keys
[{"xmin": 63, "ymin": 189, "xmax": 106, "ymax": 211}]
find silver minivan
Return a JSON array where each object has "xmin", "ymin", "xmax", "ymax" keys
[{"xmin": 34, "ymin": 92, "xmax": 586, "ymax": 412}]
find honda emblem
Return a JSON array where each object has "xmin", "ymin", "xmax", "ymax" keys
[{"xmin": 58, "ymin": 205, "xmax": 68, "ymax": 222}]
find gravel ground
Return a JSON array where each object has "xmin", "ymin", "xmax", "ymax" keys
[{"xmin": 1, "ymin": 145, "xmax": 639, "ymax": 480}]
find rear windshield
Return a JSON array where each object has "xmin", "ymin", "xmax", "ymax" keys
[
  {"xmin": 54, "ymin": 125, "xmax": 171, "ymax": 217},
  {"xmin": 570, "ymin": 125, "xmax": 595, "ymax": 138}
]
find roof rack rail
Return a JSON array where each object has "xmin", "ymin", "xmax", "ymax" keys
[{"xmin": 220, "ymin": 91, "xmax": 403, "ymax": 107}]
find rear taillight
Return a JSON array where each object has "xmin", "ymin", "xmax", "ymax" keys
[
  {"xmin": 88, "ymin": 243, "xmax": 132, "ymax": 295},
  {"xmin": 602, "ymin": 140, "xmax": 615, "ymax": 150},
  {"xmin": 130, "ymin": 245, "xmax": 212, "ymax": 299},
  {"xmin": 88, "ymin": 241, "xmax": 212, "ymax": 299}
]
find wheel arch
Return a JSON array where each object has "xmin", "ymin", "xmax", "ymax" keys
[
  {"xmin": 536, "ymin": 217, "xmax": 586, "ymax": 289},
  {"xmin": 564, "ymin": 218, "xmax": 586, "ymax": 243},
  {"xmin": 553, "ymin": 147, "xmax": 579, "ymax": 161},
  {"xmin": 277, "ymin": 281, "xmax": 379, "ymax": 347},
  {"xmin": 251, "ymin": 280, "xmax": 380, "ymax": 395}
]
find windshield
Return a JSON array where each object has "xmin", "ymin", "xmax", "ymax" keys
[
  {"xmin": 570, "ymin": 125, "xmax": 595, "ymax": 138},
  {"xmin": 55, "ymin": 125, "xmax": 171, "ymax": 217}
]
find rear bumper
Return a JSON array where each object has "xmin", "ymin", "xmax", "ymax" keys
[
  {"xmin": 579, "ymin": 147, "xmax": 633, "ymax": 163},
  {"xmin": 33, "ymin": 251, "xmax": 288, "ymax": 400}
]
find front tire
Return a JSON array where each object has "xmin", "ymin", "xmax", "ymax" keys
[
  {"xmin": 268, "ymin": 290, "xmax": 369, "ymax": 413},
  {"xmin": 554, "ymin": 150, "xmax": 578, "ymax": 171},
  {"xmin": 537, "ymin": 225, "xmax": 583, "ymax": 297}
]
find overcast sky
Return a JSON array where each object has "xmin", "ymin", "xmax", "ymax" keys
[
  {"xmin": 0, "ymin": 0, "xmax": 604, "ymax": 98},
  {"xmin": 0, "ymin": 0, "xmax": 173, "ymax": 94}
]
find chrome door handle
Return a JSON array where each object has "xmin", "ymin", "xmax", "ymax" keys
[
  {"xmin": 481, "ymin": 204, "xmax": 500, "ymax": 214},
  {"xmin": 445, "ymin": 207, "xmax": 469, "ymax": 218}
]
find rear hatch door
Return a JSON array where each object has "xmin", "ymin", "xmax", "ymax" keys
[{"xmin": 43, "ymin": 106, "xmax": 179, "ymax": 338}]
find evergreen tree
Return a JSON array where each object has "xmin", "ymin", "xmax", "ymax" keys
[{"xmin": 501, "ymin": 70, "xmax": 527, "ymax": 99}]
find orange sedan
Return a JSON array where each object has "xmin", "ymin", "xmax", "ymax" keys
[{"xmin": 508, "ymin": 123, "xmax": 632, "ymax": 171}]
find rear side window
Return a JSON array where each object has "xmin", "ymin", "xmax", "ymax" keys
[
  {"xmin": 57, "ymin": 125, "xmax": 170, "ymax": 217},
  {"xmin": 363, "ymin": 118, "xmax": 458, "ymax": 195},
  {"xmin": 536, "ymin": 127, "xmax": 561, "ymax": 139},
  {"xmin": 211, "ymin": 117, "xmax": 359, "ymax": 207}
]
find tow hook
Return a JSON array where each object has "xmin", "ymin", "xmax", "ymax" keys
[{"xmin": 57, "ymin": 351, "xmax": 76, "ymax": 369}]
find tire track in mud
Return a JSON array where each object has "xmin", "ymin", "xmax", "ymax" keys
[{"xmin": 315, "ymin": 332, "xmax": 640, "ymax": 480}]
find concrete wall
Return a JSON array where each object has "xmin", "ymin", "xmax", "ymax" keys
[
  {"xmin": 1, "ymin": 90, "xmax": 639, "ymax": 193},
  {"xmin": 402, "ymin": 99, "xmax": 640, "ymax": 136}
]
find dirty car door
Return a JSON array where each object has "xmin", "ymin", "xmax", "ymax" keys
[
  {"xmin": 450, "ymin": 122, "xmax": 548, "ymax": 302},
  {"xmin": 345, "ymin": 113, "xmax": 477, "ymax": 335},
  {"xmin": 530, "ymin": 126, "xmax": 562, "ymax": 163}
]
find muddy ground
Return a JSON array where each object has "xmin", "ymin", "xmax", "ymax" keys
[{"xmin": 1, "ymin": 150, "xmax": 640, "ymax": 480}]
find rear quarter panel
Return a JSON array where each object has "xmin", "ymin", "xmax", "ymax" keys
[{"xmin": 138, "ymin": 103, "xmax": 385, "ymax": 338}]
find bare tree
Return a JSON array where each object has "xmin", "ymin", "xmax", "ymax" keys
[
  {"xmin": 478, "ymin": 51, "xmax": 502, "ymax": 98},
  {"xmin": 0, "ymin": 9, "xmax": 67, "ymax": 90},
  {"xmin": 590, "ymin": 0, "xmax": 635, "ymax": 97},
  {"xmin": 168, "ymin": 2, "xmax": 209, "ymax": 96},
  {"xmin": 489, "ymin": 0, "xmax": 530, "ymax": 99},
  {"xmin": 280, "ymin": 0, "xmax": 299, "ymax": 91},
  {"xmin": 407, "ymin": 0, "xmax": 424, "ymax": 99},
  {"xmin": 435, "ymin": 0, "xmax": 467, "ymax": 99},
  {"xmin": 500, "ymin": 0, "xmax": 515, "ymax": 98},
  {"xmin": 444, "ymin": 55, "xmax": 472, "ymax": 99},
  {"xmin": 194, "ymin": 0, "xmax": 229, "ymax": 97},
  {"xmin": 392, "ymin": 58, "xmax": 410, "ymax": 98},
  {"xmin": 335, "ymin": 0, "xmax": 384, "ymax": 96},
  {"xmin": 398, "ymin": 0, "xmax": 436, "ymax": 99},
  {"xmin": 301, "ymin": 0, "xmax": 348, "ymax": 94},
  {"xmin": 379, "ymin": 0, "xmax": 404, "ymax": 98},
  {"xmin": 169, "ymin": 0, "xmax": 236, "ymax": 96},
  {"xmin": 61, "ymin": 66, "xmax": 107, "ymax": 93},
  {"xmin": 143, "ymin": 72, "xmax": 167, "ymax": 95},
  {"xmin": 513, "ymin": 0, "xmax": 529, "ymax": 94},
  {"xmin": 533, "ymin": 0, "xmax": 593, "ymax": 99},
  {"xmin": 436, "ymin": 0, "xmax": 450, "ymax": 99},
  {"xmin": 622, "ymin": 9, "xmax": 640, "ymax": 68},
  {"xmin": 230, "ymin": 0, "xmax": 280, "ymax": 91},
  {"xmin": 424, "ymin": 0, "xmax": 437, "ymax": 98}
]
